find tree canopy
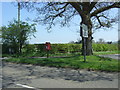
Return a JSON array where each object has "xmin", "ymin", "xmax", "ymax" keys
[
  {"xmin": 19, "ymin": 1, "xmax": 120, "ymax": 55},
  {"xmin": 20, "ymin": 1, "xmax": 119, "ymax": 29},
  {"xmin": 1, "ymin": 20, "xmax": 36, "ymax": 54}
]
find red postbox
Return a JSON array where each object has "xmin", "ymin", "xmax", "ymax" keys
[{"xmin": 45, "ymin": 42, "xmax": 51, "ymax": 50}]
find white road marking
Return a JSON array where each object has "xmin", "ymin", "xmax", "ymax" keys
[{"xmin": 16, "ymin": 84, "xmax": 35, "ymax": 89}]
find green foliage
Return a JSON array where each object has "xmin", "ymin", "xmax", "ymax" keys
[
  {"xmin": 1, "ymin": 20, "xmax": 36, "ymax": 54},
  {"xmin": 3, "ymin": 43, "xmax": 118, "ymax": 56},
  {"xmin": 21, "ymin": 43, "xmax": 118, "ymax": 57},
  {"xmin": 23, "ymin": 44, "xmax": 82, "ymax": 56},
  {"xmin": 92, "ymin": 44, "xmax": 118, "ymax": 52},
  {"xmin": 22, "ymin": 44, "xmax": 36, "ymax": 54}
]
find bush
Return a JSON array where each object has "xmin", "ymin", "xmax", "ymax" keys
[
  {"xmin": 22, "ymin": 44, "xmax": 36, "ymax": 54},
  {"xmin": 19, "ymin": 43, "xmax": 119, "ymax": 53},
  {"xmin": 92, "ymin": 44, "xmax": 118, "ymax": 52},
  {"xmin": 22, "ymin": 44, "xmax": 82, "ymax": 56},
  {"xmin": 2, "ymin": 43, "xmax": 118, "ymax": 56}
]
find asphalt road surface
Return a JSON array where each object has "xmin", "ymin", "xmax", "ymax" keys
[
  {"xmin": 1, "ymin": 60, "xmax": 119, "ymax": 89},
  {"xmin": 98, "ymin": 54, "xmax": 120, "ymax": 60}
]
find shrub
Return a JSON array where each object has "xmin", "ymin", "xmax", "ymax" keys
[
  {"xmin": 2, "ymin": 43, "xmax": 118, "ymax": 56},
  {"xmin": 93, "ymin": 44, "xmax": 118, "ymax": 52}
]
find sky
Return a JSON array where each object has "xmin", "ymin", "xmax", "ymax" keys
[{"xmin": 0, "ymin": 2, "xmax": 119, "ymax": 44}]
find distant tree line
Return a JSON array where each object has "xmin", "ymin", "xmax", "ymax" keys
[{"xmin": 69, "ymin": 38, "xmax": 117, "ymax": 44}]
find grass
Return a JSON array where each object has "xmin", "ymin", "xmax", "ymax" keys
[
  {"xmin": 2, "ymin": 52, "xmax": 81, "ymax": 58},
  {"xmin": 3, "ymin": 50, "xmax": 119, "ymax": 58},
  {"xmin": 4, "ymin": 55, "xmax": 119, "ymax": 72}
]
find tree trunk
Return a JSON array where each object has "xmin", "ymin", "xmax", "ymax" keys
[
  {"xmin": 80, "ymin": 15, "xmax": 93, "ymax": 56},
  {"xmin": 86, "ymin": 34, "xmax": 93, "ymax": 55},
  {"xmin": 19, "ymin": 43, "xmax": 22, "ymax": 54}
]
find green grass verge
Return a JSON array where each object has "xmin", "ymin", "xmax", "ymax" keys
[
  {"xmin": 4, "ymin": 55, "xmax": 119, "ymax": 72},
  {"xmin": 3, "ymin": 51, "xmax": 119, "ymax": 58},
  {"xmin": 2, "ymin": 52, "xmax": 81, "ymax": 58}
]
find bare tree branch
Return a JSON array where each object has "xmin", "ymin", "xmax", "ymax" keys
[
  {"xmin": 91, "ymin": 2, "xmax": 120, "ymax": 17},
  {"xmin": 95, "ymin": 15, "xmax": 104, "ymax": 27},
  {"xmin": 89, "ymin": 0, "xmax": 99, "ymax": 11},
  {"xmin": 52, "ymin": 3, "xmax": 68, "ymax": 11}
]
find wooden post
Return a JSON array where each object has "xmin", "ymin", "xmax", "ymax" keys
[{"xmin": 47, "ymin": 50, "xmax": 49, "ymax": 58}]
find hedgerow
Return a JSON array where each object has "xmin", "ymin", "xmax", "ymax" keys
[
  {"xmin": 22, "ymin": 43, "xmax": 118, "ymax": 54},
  {"xmin": 92, "ymin": 44, "xmax": 118, "ymax": 52},
  {"xmin": 3, "ymin": 43, "xmax": 118, "ymax": 55}
]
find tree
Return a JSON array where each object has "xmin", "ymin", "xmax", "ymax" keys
[
  {"xmin": 75, "ymin": 38, "xmax": 82, "ymax": 44},
  {"xmin": 69, "ymin": 41, "xmax": 75, "ymax": 44},
  {"xmin": 20, "ymin": 1, "xmax": 120, "ymax": 55},
  {"xmin": 1, "ymin": 20, "xmax": 36, "ymax": 54},
  {"xmin": 97, "ymin": 38, "xmax": 105, "ymax": 44}
]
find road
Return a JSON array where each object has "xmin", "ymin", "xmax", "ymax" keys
[
  {"xmin": 98, "ymin": 54, "xmax": 120, "ymax": 60},
  {"xmin": 1, "ymin": 60, "xmax": 119, "ymax": 89}
]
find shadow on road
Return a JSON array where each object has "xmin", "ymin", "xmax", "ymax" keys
[{"xmin": 2, "ymin": 61, "xmax": 118, "ymax": 88}]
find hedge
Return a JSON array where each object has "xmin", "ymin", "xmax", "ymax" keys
[
  {"xmin": 92, "ymin": 44, "xmax": 118, "ymax": 52},
  {"xmin": 22, "ymin": 43, "xmax": 118, "ymax": 54},
  {"xmin": 2, "ymin": 43, "xmax": 118, "ymax": 55}
]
